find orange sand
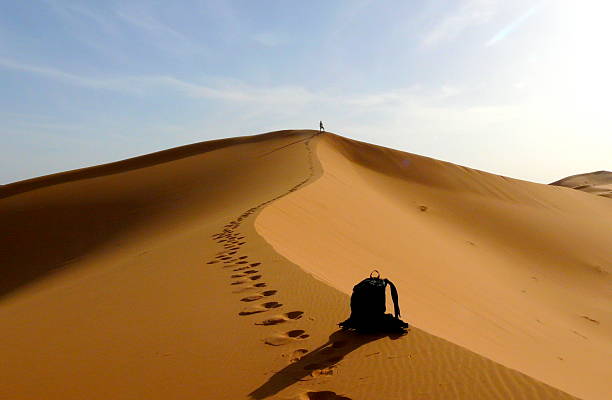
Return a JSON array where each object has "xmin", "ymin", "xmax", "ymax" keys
[
  {"xmin": 1, "ymin": 130, "xmax": 610, "ymax": 399},
  {"xmin": 551, "ymin": 171, "xmax": 612, "ymax": 199}
]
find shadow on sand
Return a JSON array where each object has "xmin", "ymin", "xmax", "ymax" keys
[{"xmin": 249, "ymin": 329, "xmax": 405, "ymax": 399}]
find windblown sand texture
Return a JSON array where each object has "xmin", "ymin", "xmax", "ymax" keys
[
  {"xmin": 551, "ymin": 171, "xmax": 612, "ymax": 199},
  {"xmin": 1, "ymin": 130, "xmax": 610, "ymax": 400}
]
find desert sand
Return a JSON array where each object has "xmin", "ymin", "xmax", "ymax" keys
[
  {"xmin": 551, "ymin": 171, "xmax": 612, "ymax": 199},
  {"xmin": 1, "ymin": 130, "xmax": 610, "ymax": 400}
]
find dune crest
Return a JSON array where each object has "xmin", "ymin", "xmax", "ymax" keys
[
  {"xmin": 256, "ymin": 133, "xmax": 612, "ymax": 400},
  {"xmin": 1, "ymin": 130, "xmax": 607, "ymax": 399},
  {"xmin": 551, "ymin": 170, "xmax": 612, "ymax": 199}
]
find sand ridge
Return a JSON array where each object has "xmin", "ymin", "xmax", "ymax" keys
[
  {"xmin": 256, "ymin": 132, "xmax": 611, "ymax": 400},
  {"xmin": 1, "ymin": 130, "xmax": 371, "ymax": 399},
  {"xmin": 0, "ymin": 130, "xmax": 326, "ymax": 399},
  {"xmin": 551, "ymin": 170, "xmax": 612, "ymax": 199},
  {"xmin": 0, "ymin": 129, "xmax": 603, "ymax": 399}
]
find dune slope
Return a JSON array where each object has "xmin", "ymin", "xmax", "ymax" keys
[
  {"xmin": 0, "ymin": 130, "xmax": 603, "ymax": 399},
  {"xmin": 551, "ymin": 171, "xmax": 612, "ymax": 199},
  {"xmin": 0, "ymin": 131, "xmax": 326, "ymax": 399},
  {"xmin": 256, "ymin": 133, "xmax": 612, "ymax": 400}
]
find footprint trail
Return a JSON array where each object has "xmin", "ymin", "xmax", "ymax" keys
[{"xmin": 203, "ymin": 133, "xmax": 348, "ymax": 394}]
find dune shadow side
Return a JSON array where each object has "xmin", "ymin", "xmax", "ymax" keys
[
  {"xmin": 249, "ymin": 329, "xmax": 405, "ymax": 399},
  {"xmin": 0, "ymin": 130, "xmax": 319, "ymax": 300},
  {"xmin": 0, "ymin": 130, "xmax": 312, "ymax": 198}
]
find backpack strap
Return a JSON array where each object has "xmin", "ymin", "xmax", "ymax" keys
[{"xmin": 384, "ymin": 279, "xmax": 401, "ymax": 318}]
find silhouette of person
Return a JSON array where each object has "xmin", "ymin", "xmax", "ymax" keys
[{"xmin": 319, "ymin": 121, "xmax": 325, "ymax": 132}]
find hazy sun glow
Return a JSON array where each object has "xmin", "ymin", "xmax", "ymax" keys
[{"xmin": 556, "ymin": 1, "xmax": 612, "ymax": 121}]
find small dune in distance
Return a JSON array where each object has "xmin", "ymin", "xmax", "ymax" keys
[
  {"xmin": 551, "ymin": 171, "xmax": 612, "ymax": 199},
  {"xmin": 1, "ymin": 130, "xmax": 610, "ymax": 400}
]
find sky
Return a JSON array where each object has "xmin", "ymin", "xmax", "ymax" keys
[{"xmin": 1, "ymin": 0, "xmax": 610, "ymax": 184}]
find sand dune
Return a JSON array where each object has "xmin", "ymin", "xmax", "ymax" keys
[
  {"xmin": 1, "ymin": 130, "xmax": 609, "ymax": 399},
  {"xmin": 551, "ymin": 171, "xmax": 612, "ymax": 199}
]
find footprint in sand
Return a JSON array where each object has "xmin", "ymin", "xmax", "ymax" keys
[
  {"xmin": 255, "ymin": 311, "xmax": 304, "ymax": 326},
  {"xmin": 231, "ymin": 280, "xmax": 246, "ymax": 285},
  {"xmin": 286, "ymin": 311, "xmax": 303, "ymax": 319},
  {"xmin": 263, "ymin": 301, "xmax": 282, "ymax": 309},
  {"xmin": 255, "ymin": 316, "xmax": 286, "ymax": 326},
  {"xmin": 241, "ymin": 295, "xmax": 263, "ymax": 302},
  {"xmin": 243, "ymin": 270, "xmax": 259, "ymax": 274},
  {"xmin": 206, "ymin": 261, "xmax": 218, "ymax": 264},
  {"xmin": 304, "ymin": 363, "xmax": 327, "ymax": 371},
  {"xmin": 233, "ymin": 266, "xmax": 252, "ymax": 271},
  {"xmin": 249, "ymin": 275, "xmax": 262, "ymax": 281},
  {"xmin": 236, "ymin": 261, "xmax": 248, "ymax": 264},
  {"xmin": 303, "ymin": 391, "xmax": 351, "ymax": 400},
  {"xmin": 238, "ymin": 256, "xmax": 248, "ymax": 260},
  {"xmin": 309, "ymin": 368, "xmax": 336, "ymax": 377},
  {"xmin": 287, "ymin": 348, "xmax": 309, "ymax": 363},
  {"xmin": 230, "ymin": 274, "xmax": 244, "ymax": 278},
  {"xmin": 253, "ymin": 282, "xmax": 267, "ymax": 288},
  {"xmin": 250, "ymin": 262, "xmax": 261, "ymax": 267},
  {"xmin": 240, "ymin": 291, "xmax": 276, "ymax": 303},
  {"xmin": 239, "ymin": 308, "xmax": 266, "ymax": 316},
  {"xmin": 581, "ymin": 315, "xmax": 600, "ymax": 324},
  {"xmin": 232, "ymin": 286, "xmax": 261, "ymax": 294},
  {"xmin": 264, "ymin": 330, "xmax": 309, "ymax": 346}
]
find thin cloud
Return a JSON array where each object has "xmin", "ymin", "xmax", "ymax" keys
[
  {"xmin": 0, "ymin": 58, "xmax": 119, "ymax": 90},
  {"xmin": 421, "ymin": 0, "xmax": 498, "ymax": 47},
  {"xmin": 42, "ymin": 0, "xmax": 122, "ymax": 39},
  {"xmin": 44, "ymin": 0, "xmax": 118, "ymax": 35},
  {"xmin": 44, "ymin": 1, "xmax": 207, "ymax": 56},
  {"xmin": 113, "ymin": 5, "xmax": 210, "ymax": 56},
  {"xmin": 0, "ymin": 57, "xmax": 315, "ymax": 105},
  {"xmin": 0, "ymin": 57, "xmax": 471, "ymax": 111},
  {"xmin": 114, "ymin": 8, "xmax": 186, "ymax": 41},
  {"xmin": 486, "ymin": 3, "xmax": 543, "ymax": 46}
]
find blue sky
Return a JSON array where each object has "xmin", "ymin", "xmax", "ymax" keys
[{"xmin": 1, "ymin": 0, "xmax": 610, "ymax": 184}]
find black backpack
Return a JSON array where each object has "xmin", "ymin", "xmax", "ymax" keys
[{"xmin": 339, "ymin": 270, "xmax": 408, "ymax": 333}]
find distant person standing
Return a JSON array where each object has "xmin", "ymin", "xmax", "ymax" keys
[{"xmin": 319, "ymin": 121, "xmax": 325, "ymax": 133}]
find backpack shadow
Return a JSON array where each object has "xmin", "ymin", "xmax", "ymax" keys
[{"xmin": 249, "ymin": 328, "xmax": 405, "ymax": 399}]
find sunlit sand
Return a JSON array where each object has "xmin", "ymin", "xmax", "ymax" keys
[{"xmin": 1, "ymin": 130, "xmax": 610, "ymax": 400}]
